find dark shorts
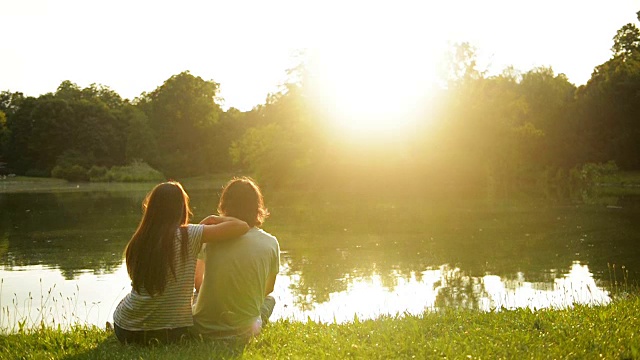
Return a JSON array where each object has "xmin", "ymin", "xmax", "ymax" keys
[{"xmin": 114, "ymin": 323, "xmax": 192, "ymax": 345}]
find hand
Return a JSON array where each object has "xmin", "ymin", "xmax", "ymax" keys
[
  {"xmin": 199, "ymin": 214, "xmax": 243, "ymax": 225},
  {"xmin": 199, "ymin": 215, "xmax": 222, "ymax": 225}
]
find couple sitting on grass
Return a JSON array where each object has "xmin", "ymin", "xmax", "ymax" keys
[{"xmin": 112, "ymin": 177, "xmax": 280, "ymax": 345}]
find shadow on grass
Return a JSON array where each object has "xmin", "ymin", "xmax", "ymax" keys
[{"xmin": 60, "ymin": 331, "xmax": 250, "ymax": 360}]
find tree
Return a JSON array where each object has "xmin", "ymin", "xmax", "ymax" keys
[
  {"xmin": 0, "ymin": 110, "xmax": 8, "ymax": 163},
  {"xmin": 445, "ymin": 42, "xmax": 485, "ymax": 86},
  {"xmin": 122, "ymin": 105, "xmax": 157, "ymax": 164},
  {"xmin": 427, "ymin": 45, "xmax": 546, "ymax": 189},
  {"xmin": 27, "ymin": 98, "xmax": 74, "ymax": 174},
  {"xmin": 3, "ymin": 96, "xmax": 37, "ymax": 174},
  {"xmin": 576, "ymin": 17, "xmax": 640, "ymax": 169},
  {"xmin": 0, "ymin": 91, "xmax": 25, "ymax": 165},
  {"xmin": 2, "ymin": 81, "xmax": 132, "ymax": 176},
  {"xmin": 518, "ymin": 67, "xmax": 577, "ymax": 168},
  {"xmin": 137, "ymin": 71, "xmax": 223, "ymax": 177},
  {"xmin": 82, "ymin": 83, "xmax": 125, "ymax": 109},
  {"xmin": 0, "ymin": 91, "xmax": 25, "ymax": 117},
  {"xmin": 612, "ymin": 23, "xmax": 640, "ymax": 59},
  {"xmin": 70, "ymin": 99, "xmax": 123, "ymax": 167},
  {"xmin": 230, "ymin": 66, "xmax": 327, "ymax": 187},
  {"xmin": 54, "ymin": 80, "xmax": 83, "ymax": 101}
]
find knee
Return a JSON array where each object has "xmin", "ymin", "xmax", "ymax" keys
[{"xmin": 264, "ymin": 295, "xmax": 276, "ymax": 306}]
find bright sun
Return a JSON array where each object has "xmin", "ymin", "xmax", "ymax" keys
[
  {"xmin": 312, "ymin": 47, "xmax": 438, "ymax": 137},
  {"xmin": 296, "ymin": 1, "xmax": 448, "ymax": 143}
]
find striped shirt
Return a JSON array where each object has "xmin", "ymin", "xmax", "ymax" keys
[{"xmin": 113, "ymin": 224, "xmax": 203, "ymax": 330}]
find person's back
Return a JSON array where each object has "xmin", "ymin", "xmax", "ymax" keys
[
  {"xmin": 193, "ymin": 227, "xmax": 279, "ymax": 335},
  {"xmin": 192, "ymin": 176, "xmax": 279, "ymax": 338},
  {"xmin": 111, "ymin": 181, "xmax": 249, "ymax": 345}
]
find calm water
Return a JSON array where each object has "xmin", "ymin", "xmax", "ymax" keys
[{"xmin": 1, "ymin": 183, "xmax": 638, "ymax": 330}]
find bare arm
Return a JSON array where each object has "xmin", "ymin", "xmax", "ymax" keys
[
  {"xmin": 194, "ymin": 259, "xmax": 205, "ymax": 292},
  {"xmin": 199, "ymin": 214, "xmax": 242, "ymax": 225},
  {"xmin": 200, "ymin": 217, "xmax": 249, "ymax": 243}
]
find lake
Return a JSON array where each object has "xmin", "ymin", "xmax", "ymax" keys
[{"xmin": 1, "ymin": 180, "xmax": 638, "ymax": 331}]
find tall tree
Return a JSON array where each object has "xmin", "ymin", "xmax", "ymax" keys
[
  {"xmin": 0, "ymin": 91, "xmax": 25, "ymax": 117},
  {"xmin": 519, "ymin": 67, "xmax": 577, "ymax": 168},
  {"xmin": 122, "ymin": 105, "xmax": 157, "ymax": 164},
  {"xmin": 28, "ymin": 98, "xmax": 74, "ymax": 174},
  {"xmin": 137, "ymin": 71, "xmax": 224, "ymax": 177},
  {"xmin": 230, "ymin": 72, "xmax": 325, "ymax": 186},
  {"xmin": 69, "ymin": 100, "xmax": 123, "ymax": 167},
  {"xmin": 0, "ymin": 110, "xmax": 8, "ymax": 164},
  {"xmin": 612, "ymin": 23, "xmax": 640, "ymax": 58},
  {"xmin": 3, "ymin": 96, "xmax": 36, "ymax": 174},
  {"xmin": 3, "ymin": 82, "xmax": 131, "ymax": 176},
  {"xmin": 577, "ymin": 18, "xmax": 640, "ymax": 169}
]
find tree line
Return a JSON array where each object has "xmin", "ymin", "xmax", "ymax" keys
[
  {"xmin": 0, "ymin": 72, "xmax": 239, "ymax": 180},
  {"xmin": 1, "ymin": 13, "xmax": 639, "ymax": 192}
]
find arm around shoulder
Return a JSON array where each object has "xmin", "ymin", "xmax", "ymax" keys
[
  {"xmin": 199, "ymin": 214, "xmax": 244, "ymax": 225},
  {"xmin": 201, "ymin": 218, "xmax": 249, "ymax": 243}
]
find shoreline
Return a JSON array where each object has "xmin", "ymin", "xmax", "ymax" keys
[
  {"xmin": 1, "ymin": 295, "xmax": 639, "ymax": 359},
  {"xmin": 0, "ymin": 175, "xmax": 234, "ymax": 194},
  {"xmin": 3, "ymin": 173, "xmax": 640, "ymax": 195}
]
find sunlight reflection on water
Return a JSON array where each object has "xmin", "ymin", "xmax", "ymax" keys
[
  {"xmin": 271, "ymin": 261, "xmax": 610, "ymax": 323},
  {"xmin": 0, "ymin": 261, "xmax": 610, "ymax": 331},
  {"xmin": 480, "ymin": 262, "xmax": 610, "ymax": 311}
]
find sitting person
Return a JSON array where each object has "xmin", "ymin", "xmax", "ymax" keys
[
  {"xmin": 192, "ymin": 177, "xmax": 280, "ymax": 338},
  {"xmin": 112, "ymin": 181, "xmax": 249, "ymax": 345}
]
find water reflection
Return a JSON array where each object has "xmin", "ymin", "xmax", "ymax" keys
[
  {"xmin": 480, "ymin": 262, "xmax": 610, "ymax": 310},
  {"xmin": 273, "ymin": 261, "xmax": 610, "ymax": 323},
  {"xmin": 0, "ymin": 189, "xmax": 637, "ymax": 331},
  {"xmin": 274, "ymin": 267, "xmax": 443, "ymax": 323},
  {"xmin": 0, "ymin": 261, "xmax": 610, "ymax": 331},
  {"xmin": 0, "ymin": 265, "xmax": 130, "ymax": 331},
  {"xmin": 0, "ymin": 191, "xmax": 139, "ymax": 279}
]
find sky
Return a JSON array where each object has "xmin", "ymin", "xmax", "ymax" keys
[{"xmin": 1, "ymin": 0, "xmax": 638, "ymax": 111}]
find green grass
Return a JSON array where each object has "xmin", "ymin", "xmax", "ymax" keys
[{"xmin": 1, "ymin": 295, "xmax": 639, "ymax": 359}]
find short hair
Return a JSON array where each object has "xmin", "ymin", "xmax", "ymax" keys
[{"xmin": 218, "ymin": 177, "xmax": 269, "ymax": 227}]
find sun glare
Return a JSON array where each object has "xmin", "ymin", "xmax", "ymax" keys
[
  {"xmin": 301, "ymin": 2, "xmax": 446, "ymax": 141},
  {"xmin": 309, "ymin": 45, "xmax": 439, "ymax": 140}
]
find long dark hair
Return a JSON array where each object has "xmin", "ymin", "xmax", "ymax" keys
[
  {"xmin": 218, "ymin": 177, "xmax": 269, "ymax": 228},
  {"xmin": 125, "ymin": 181, "xmax": 191, "ymax": 296}
]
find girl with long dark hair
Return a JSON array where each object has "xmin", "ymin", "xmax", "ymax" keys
[{"xmin": 112, "ymin": 181, "xmax": 249, "ymax": 344}]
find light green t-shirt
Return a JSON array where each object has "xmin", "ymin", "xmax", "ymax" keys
[{"xmin": 192, "ymin": 227, "xmax": 280, "ymax": 335}]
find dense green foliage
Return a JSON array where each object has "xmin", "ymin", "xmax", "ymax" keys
[
  {"xmin": 1, "ymin": 295, "xmax": 638, "ymax": 359},
  {"xmin": 1, "ymin": 15, "xmax": 640, "ymax": 188},
  {"xmin": 0, "ymin": 72, "xmax": 235, "ymax": 181}
]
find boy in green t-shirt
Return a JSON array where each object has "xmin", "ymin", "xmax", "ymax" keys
[{"xmin": 192, "ymin": 177, "xmax": 280, "ymax": 338}]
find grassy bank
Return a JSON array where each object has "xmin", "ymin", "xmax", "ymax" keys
[
  {"xmin": 603, "ymin": 171, "xmax": 640, "ymax": 186},
  {"xmin": 1, "ymin": 295, "xmax": 639, "ymax": 359},
  {"xmin": 3, "ymin": 170, "xmax": 640, "ymax": 194},
  {"xmin": 0, "ymin": 174, "xmax": 236, "ymax": 194}
]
